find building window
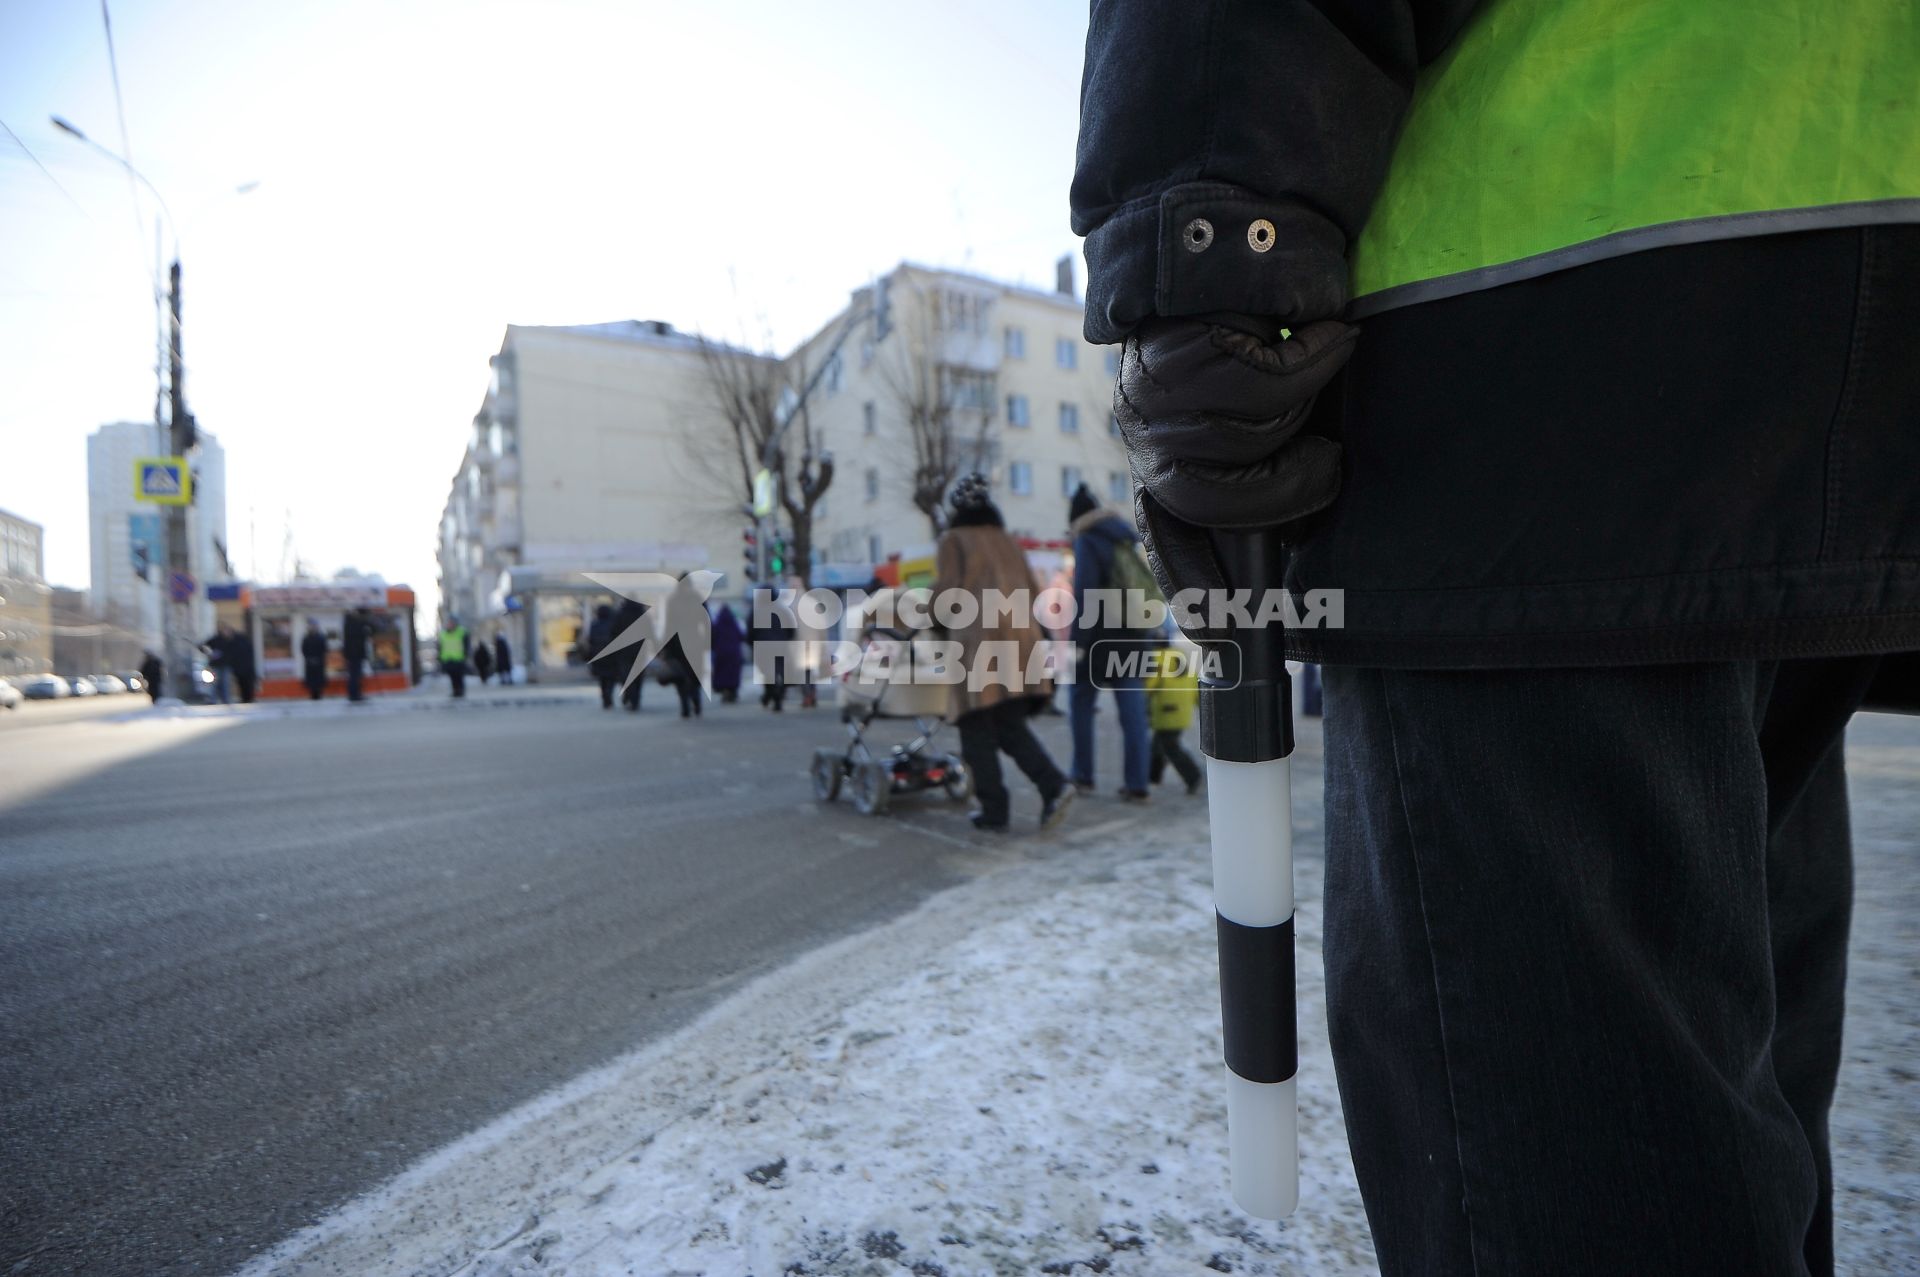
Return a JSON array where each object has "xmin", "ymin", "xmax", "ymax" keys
[
  {"xmin": 1109, "ymin": 470, "xmax": 1129, "ymax": 503},
  {"xmin": 865, "ymin": 467, "xmax": 880, "ymax": 501},
  {"xmin": 860, "ymin": 339, "xmax": 875, "ymax": 368},
  {"xmin": 942, "ymin": 367, "xmax": 995, "ymax": 414},
  {"xmin": 1104, "ymin": 348, "xmax": 1121, "ymax": 378},
  {"xmin": 1059, "ymin": 402, "xmax": 1080, "ymax": 434},
  {"xmin": 863, "ymin": 401, "xmax": 877, "ymax": 436},
  {"xmin": 1009, "ymin": 460, "xmax": 1033, "ymax": 496},
  {"xmin": 1109, "ymin": 412, "xmax": 1122, "ymax": 437},
  {"xmin": 868, "ymin": 533, "xmax": 884, "ymax": 563},
  {"xmin": 1005, "ymin": 326, "xmax": 1026, "ymax": 359},
  {"xmin": 1006, "ymin": 394, "xmax": 1030, "ymax": 427},
  {"xmin": 1061, "ymin": 464, "xmax": 1084, "ymax": 497},
  {"xmin": 825, "ymin": 354, "xmax": 843, "ymax": 393},
  {"xmin": 1056, "ymin": 338, "xmax": 1077, "ymax": 370}
]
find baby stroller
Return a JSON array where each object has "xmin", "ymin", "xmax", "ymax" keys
[{"xmin": 811, "ymin": 589, "xmax": 973, "ymax": 816}]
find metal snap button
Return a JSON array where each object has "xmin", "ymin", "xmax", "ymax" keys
[
  {"xmin": 1247, "ymin": 219, "xmax": 1276, "ymax": 252},
  {"xmin": 1183, "ymin": 218, "xmax": 1214, "ymax": 253}
]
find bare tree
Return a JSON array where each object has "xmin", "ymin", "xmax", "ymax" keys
[
  {"xmin": 688, "ymin": 335, "xmax": 834, "ymax": 589},
  {"xmin": 873, "ymin": 274, "xmax": 998, "ymax": 538}
]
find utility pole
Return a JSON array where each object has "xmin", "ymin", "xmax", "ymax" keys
[{"xmin": 164, "ymin": 259, "xmax": 195, "ymax": 701}]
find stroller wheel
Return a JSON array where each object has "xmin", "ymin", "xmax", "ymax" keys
[
  {"xmin": 851, "ymin": 759, "xmax": 891, "ymax": 815},
  {"xmin": 811, "ymin": 748, "xmax": 844, "ymax": 802},
  {"xmin": 942, "ymin": 756, "xmax": 973, "ymax": 802}
]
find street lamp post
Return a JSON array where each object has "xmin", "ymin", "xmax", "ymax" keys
[{"xmin": 52, "ymin": 116, "xmax": 251, "ymax": 702}]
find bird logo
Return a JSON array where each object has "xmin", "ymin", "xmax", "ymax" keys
[{"xmin": 581, "ymin": 570, "xmax": 725, "ymax": 692}]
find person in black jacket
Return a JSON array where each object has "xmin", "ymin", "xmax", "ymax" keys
[
  {"xmin": 227, "ymin": 624, "xmax": 257, "ymax": 704},
  {"xmin": 748, "ymin": 592, "xmax": 794, "ymax": 712},
  {"xmin": 586, "ymin": 605, "xmax": 618, "ymax": 708},
  {"xmin": 1066, "ymin": 484, "xmax": 1153, "ymax": 799},
  {"xmin": 472, "ymin": 636, "xmax": 494, "ymax": 685},
  {"xmin": 493, "ymin": 632, "xmax": 513, "ymax": 685},
  {"xmin": 342, "ymin": 608, "xmax": 372, "ymax": 703},
  {"xmin": 299, "ymin": 620, "xmax": 328, "ymax": 701},
  {"xmin": 1076, "ymin": 8, "xmax": 1919, "ymax": 1274},
  {"xmin": 138, "ymin": 651, "xmax": 163, "ymax": 703}
]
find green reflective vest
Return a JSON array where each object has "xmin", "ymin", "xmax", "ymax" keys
[
  {"xmin": 1349, "ymin": 0, "xmax": 1920, "ymax": 315},
  {"xmin": 439, "ymin": 627, "xmax": 468, "ymax": 663}
]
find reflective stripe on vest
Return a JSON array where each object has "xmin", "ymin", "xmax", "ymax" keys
[
  {"xmin": 1349, "ymin": 0, "xmax": 1920, "ymax": 316},
  {"xmin": 439, "ymin": 628, "xmax": 467, "ymax": 662}
]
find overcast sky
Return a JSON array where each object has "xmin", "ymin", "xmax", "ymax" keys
[{"xmin": 0, "ymin": 0, "xmax": 1092, "ymax": 613}]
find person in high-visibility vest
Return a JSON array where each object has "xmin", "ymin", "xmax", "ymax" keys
[
  {"xmin": 1075, "ymin": 4, "xmax": 1918, "ymax": 1272},
  {"xmin": 438, "ymin": 617, "xmax": 471, "ymax": 699}
]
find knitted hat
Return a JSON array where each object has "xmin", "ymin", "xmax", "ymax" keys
[
  {"xmin": 1068, "ymin": 481, "xmax": 1100, "ymax": 524},
  {"xmin": 948, "ymin": 471, "xmax": 993, "ymax": 514}
]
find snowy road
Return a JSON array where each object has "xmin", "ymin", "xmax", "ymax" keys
[{"xmin": 0, "ymin": 690, "xmax": 1110, "ymax": 1276}]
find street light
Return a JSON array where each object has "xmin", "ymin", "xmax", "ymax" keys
[{"xmin": 51, "ymin": 113, "xmax": 255, "ymax": 702}]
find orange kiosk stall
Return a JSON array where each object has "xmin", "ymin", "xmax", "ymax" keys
[{"xmin": 250, "ymin": 581, "xmax": 416, "ymax": 699}]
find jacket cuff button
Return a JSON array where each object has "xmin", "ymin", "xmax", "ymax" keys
[{"xmin": 1182, "ymin": 218, "xmax": 1214, "ymax": 253}]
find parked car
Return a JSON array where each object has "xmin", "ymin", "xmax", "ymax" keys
[
  {"xmin": 120, "ymin": 671, "xmax": 146, "ymax": 694},
  {"xmin": 20, "ymin": 675, "xmax": 70, "ymax": 699},
  {"xmin": 0, "ymin": 678, "xmax": 21, "ymax": 710},
  {"xmin": 90, "ymin": 674, "xmax": 129, "ymax": 695},
  {"xmin": 70, "ymin": 676, "xmax": 98, "ymax": 696}
]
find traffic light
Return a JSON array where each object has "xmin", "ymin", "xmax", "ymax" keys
[
  {"xmin": 743, "ymin": 525, "xmax": 760, "ymax": 578},
  {"xmin": 768, "ymin": 531, "xmax": 788, "ymax": 577}
]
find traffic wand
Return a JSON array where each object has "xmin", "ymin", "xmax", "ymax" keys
[{"xmin": 1198, "ymin": 527, "xmax": 1297, "ymax": 1219}]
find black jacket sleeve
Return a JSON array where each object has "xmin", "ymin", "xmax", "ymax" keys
[{"xmin": 1072, "ymin": 0, "xmax": 1480, "ymax": 343}]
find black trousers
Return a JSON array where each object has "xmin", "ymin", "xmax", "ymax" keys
[
  {"xmin": 304, "ymin": 663, "xmax": 325, "ymax": 700},
  {"xmin": 672, "ymin": 673, "xmax": 701, "ymax": 717},
  {"xmin": 345, "ymin": 662, "xmax": 364, "ymax": 702},
  {"xmin": 1323, "ymin": 657, "xmax": 1881, "ymax": 1277},
  {"xmin": 957, "ymin": 698, "xmax": 1066, "ymax": 827},
  {"xmin": 444, "ymin": 660, "xmax": 466, "ymax": 698},
  {"xmin": 1148, "ymin": 728, "xmax": 1201, "ymax": 787}
]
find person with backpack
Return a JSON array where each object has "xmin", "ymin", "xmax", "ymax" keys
[{"xmin": 1067, "ymin": 483, "xmax": 1153, "ymax": 800}]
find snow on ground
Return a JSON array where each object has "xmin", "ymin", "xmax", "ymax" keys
[{"xmin": 235, "ymin": 719, "xmax": 1919, "ymax": 1277}]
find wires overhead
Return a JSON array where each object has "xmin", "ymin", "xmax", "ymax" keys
[{"xmin": 0, "ymin": 118, "xmax": 93, "ymax": 218}]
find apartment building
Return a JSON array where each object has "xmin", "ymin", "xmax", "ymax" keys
[
  {"xmin": 438, "ymin": 261, "xmax": 1130, "ymax": 676},
  {"xmin": 794, "ymin": 260, "xmax": 1129, "ymax": 567},
  {"xmin": 439, "ymin": 320, "xmax": 767, "ymax": 675}
]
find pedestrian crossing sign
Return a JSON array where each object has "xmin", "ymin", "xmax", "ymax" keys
[{"xmin": 135, "ymin": 457, "xmax": 192, "ymax": 505}]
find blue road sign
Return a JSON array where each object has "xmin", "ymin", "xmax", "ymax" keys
[{"xmin": 168, "ymin": 571, "xmax": 197, "ymax": 604}]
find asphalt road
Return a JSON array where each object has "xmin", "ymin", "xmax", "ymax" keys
[{"xmin": 0, "ymin": 688, "xmax": 1096, "ymax": 1276}]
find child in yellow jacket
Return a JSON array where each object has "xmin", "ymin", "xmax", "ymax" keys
[{"xmin": 1146, "ymin": 648, "xmax": 1203, "ymax": 795}]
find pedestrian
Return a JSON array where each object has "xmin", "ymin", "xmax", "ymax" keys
[
  {"xmin": 202, "ymin": 626, "xmax": 232, "ymax": 704},
  {"xmin": 933, "ymin": 473, "xmax": 1075, "ymax": 834},
  {"xmin": 1145, "ymin": 647, "xmax": 1203, "ymax": 795},
  {"xmin": 493, "ymin": 631, "xmax": 513, "ymax": 686},
  {"xmin": 227, "ymin": 624, "xmax": 257, "ymax": 704},
  {"xmin": 1076, "ymin": 9, "xmax": 1920, "ymax": 1271},
  {"xmin": 586, "ymin": 605, "xmax": 618, "ymax": 708},
  {"xmin": 300, "ymin": 619, "xmax": 328, "ymax": 701},
  {"xmin": 748, "ymin": 590, "xmax": 794, "ymax": 712},
  {"xmin": 342, "ymin": 607, "xmax": 372, "ymax": 703},
  {"xmin": 708, "ymin": 602, "xmax": 746, "ymax": 703},
  {"xmin": 138, "ymin": 650, "xmax": 163, "ymax": 703},
  {"xmin": 438, "ymin": 615, "xmax": 470, "ymax": 699},
  {"xmin": 473, "ymin": 635, "xmax": 495, "ymax": 685},
  {"xmin": 611, "ymin": 598, "xmax": 647, "ymax": 711},
  {"xmin": 1065, "ymin": 482, "xmax": 1152, "ymax": 800}
]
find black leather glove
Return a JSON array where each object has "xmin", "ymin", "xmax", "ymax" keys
[{"xmin": 1114, "ymin": 315, "xmax": 1356, "ymax": 625}]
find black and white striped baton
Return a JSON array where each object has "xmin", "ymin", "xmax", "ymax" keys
[{"xmin": 1198, "ymin": 527, "xmax": 1297, "ymax": 1219}]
